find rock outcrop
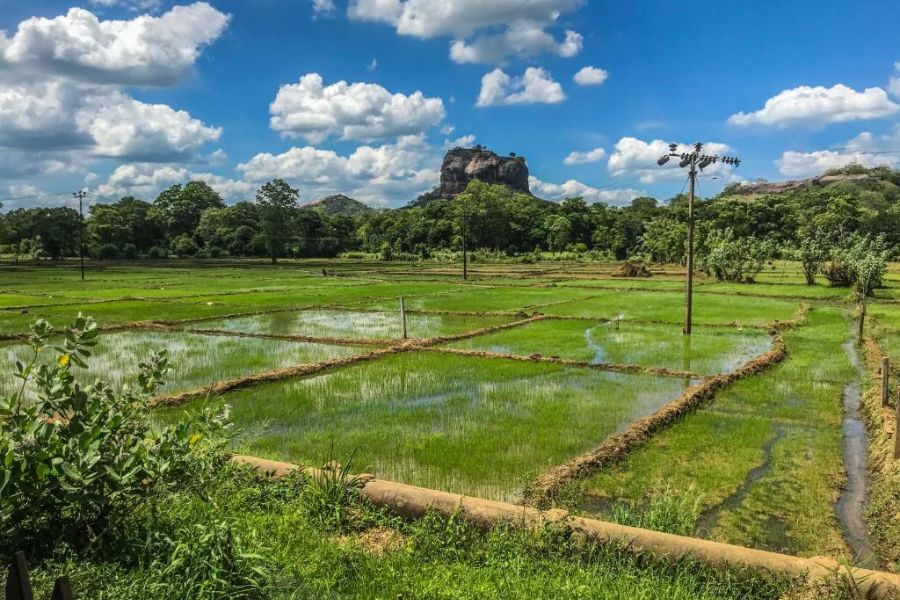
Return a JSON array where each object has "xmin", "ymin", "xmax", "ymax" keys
[{"xmin": 439, "ymin": 146, "xmax": 530, "ymax": 197}]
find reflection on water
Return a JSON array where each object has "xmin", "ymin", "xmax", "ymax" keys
[
  {"xmin": 1, "ymin": 331, "xmax": 364, "ymax": 396},
  {"xmin": 582, "ymin": 322, "xmax": 769, "ymax": 374},
  {"xmin": 186, "ymin": 354, "xmax": 690, "ymax": 503},
  {"xmin": 195, "ymin": 309, "xmax": 509, "ymax": 340}
]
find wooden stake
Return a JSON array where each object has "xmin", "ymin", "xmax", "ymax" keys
[
  {"xmin": 895, "ymin": 386, "xmax": 900, "ymax": 460},
  {"xmin": 883, "ymin": 357, "xmax": 890, "ymax": 407},
  {"xmin": 400, "ymin": 297, "xmax": 407, "ymax": 340}
]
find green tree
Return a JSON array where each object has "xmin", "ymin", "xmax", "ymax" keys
[
  {"xmin": 256, "ymin": 179, "xmax": 299, "ymax": 263},
  {"xmin": 795, "ymin": 226, "xmax": 829, "ymax": 285},
  {"xmin": 640, "ymin": 218, "xmax": 687, "ymax": 264},
  {"xmin": 149, "ymin": 181, "xmax": 224, "ymax": 241}
]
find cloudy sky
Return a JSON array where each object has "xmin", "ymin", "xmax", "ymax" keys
[{"xmin": 0, "ymin": 0, "xmax": 898, "ymax": 210}]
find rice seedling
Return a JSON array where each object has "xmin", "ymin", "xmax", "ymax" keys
[
  {"xmin": 0, "ymin": 330, "xmax": 368, "ymax": 395},
  {"xmin": 446, "ymin": 318, "xmax": 771, "ymax": 375},
  {"xmin": 162, "ymin": 351, "xmax": 690, "ymax": 502},
  {"xmin": 196, "ymin": 309, "xmax": 512, "ymax": 340}
]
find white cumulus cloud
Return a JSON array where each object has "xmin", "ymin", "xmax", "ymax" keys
[
  {"xmin": 573, "ymin": 66, "xmax": 608, "ymax": 86},
  {"xmin": 349, "ymin": 0, "xmax": 585, "ymax": 64},
  {"xmin": 0, "ymin": 3, "xmax": 230, "ymax": 86},
  {"xmin": 450, "ymin": 22, "xmax": 581, "ymax": 64},
  {"xmin": 889, "ymin": 62, "xmax": 900, "ymax": 99},
  {"xmin": 776, "ymin": 126, "xmax": 900, "ymax": 177},
  {"xmin": 564, "ymin": 147, "xmax": 606, "ymax": 165},
  {"xmin": 728, "ymin": 84, "xmax": 899, "ymax": 127},
  {"xmin": 607, "ymin": 137, "xmax": 734, "ymax": 183},
  {"xmin": 270, "ymin": 73, "xmax": 446, "ymax": 143},
  {"xmin": 238, "ymin": 134, "xmax": 441, "ymax": 206},
  {"xmin": 0, "ymin": 81, "xmax": 221, "ymax": 161},
  {"xmin": 95, "ymin": 162, "xmax": 256, "ymax": 202},
  {"xmin": 476, "ymin": 67, "xmax": 565, "ymax": 107},
  {"xmin": 529, "ymin": 176, "xmax": 643, "ymax": 206}
]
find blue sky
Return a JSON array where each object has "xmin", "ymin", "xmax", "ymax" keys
[{"xmin": 0, "ymin": 0, "xmax": 898, "ymax": 209}]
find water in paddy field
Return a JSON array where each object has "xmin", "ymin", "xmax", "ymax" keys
[
  {"xmin": 200, "ymin": 353, "xmax": 691, "ymax": 503},
  {"xmin": 0, "ymin": 331, "xmax": 365, "ymax": 397},
  {"xmin": 836, "ymin": 324, "xmax": 879, "ymax": 568},
  {"xmin": 193, "ymin": 309, "xmax": 509, "ymax": 340},
  {"xmin": 582, "ymin": 322, "xmax": 771, "ymax": 375}
]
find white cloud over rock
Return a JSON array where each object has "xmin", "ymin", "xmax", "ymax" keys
[
  {"xmin": 270, "ymin": 73, "xmax": 446, "ymax": 143},
  {"xmin": 776, "ymin": 126, "xmax": 900, "ymax": 177},
  {"xmin": 607, "ymin": 137, "xmax": 733, "ymax": 183},
  {"xmin": 477, "ymin": 67, "xmax": 565, "ymax": 107},
  {"xmin": 573, "ymin": 66, "xmax": 607, "ymax": 86},
  {"xmin": 349, "ymin": 0, "xmax": 584, "ymax": 64},
  {"xmin": 529, "ymin": 176, "xmax": 642, "ymax": 206},
  {"xmin": 0, "ymin": 3, "xmax": 230, "ymax": 86},
  {"xmin": 564, "ymin": 147, "xmax": 606, "ymax": 165},
  {"xmin": 728, "ymin": 84, "xmax": 899, "ymax": 127}
]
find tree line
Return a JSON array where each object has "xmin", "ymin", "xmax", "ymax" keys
[{"xmin": 2, "ymin": 165, "xmax": 899, "ymax": 282}]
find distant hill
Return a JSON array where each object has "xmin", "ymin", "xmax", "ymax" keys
[
  {"xmin": 719, "ymin": 165, "xmax": 900, "ymax": 201},
  {"xmin": 303, "ymin": 194, "xmax": 374, "ymax": 216}
]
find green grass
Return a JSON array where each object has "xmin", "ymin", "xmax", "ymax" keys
[
  {"xmin": 565, "ymin": 309, "xmax": 852, "ymax": 559},
  {"xmin": 27, "ymin": 466, "xmax": 798, "ymax": 600},
  {"xmin": 161, "ymin": 352, "xmax": 690, "ymax": 502},
  {"xmin": 194, "ymin": 309, "xmax": 512, "ymax": 340},
  {"xmin": 1, "ymin": 331, "xmax": 367, "ymax": 395},
  {"xmin": 445, "ymin": 318, "xmax": 771, "ymax": 375},
  {"xmin": 542, "ymin": 290, "xmax": 800, "ymax": 326},
  {"xmin": 361, "ymin": 286, "xmax": 601, "ymax": 313}
]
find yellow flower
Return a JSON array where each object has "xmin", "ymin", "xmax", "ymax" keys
[
  {"xmin": 188, "ymin": 433, "xmax": 203, "ymax": 445},
  {"xmin": 58, "ymin": 354, "xmax": 71, "ymax": 367}
]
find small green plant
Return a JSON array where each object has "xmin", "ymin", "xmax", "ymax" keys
[
  {"xmin": 608, "ymin": 487, "xmax": 703, "ymax": 536},
  {"xmin": 0, "ymin": 315, "xmax": 229, "ymax": 559},
  {"xmin": 301, "ymin": 448, "xmax": 368, "ymax": 531}
]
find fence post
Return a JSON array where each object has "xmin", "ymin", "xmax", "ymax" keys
[
  {"xmin": 50, "ymin": 577, "xmax": 73, "ymax": 600},
  {"xmin": 895, "ymin": 386, "xmax": 900, "ymax": 460},
  {"xmin": 400, "ymin": 297, "xmax": 407, "ymax": 340},
  {"xmin": 6, "ymin": 552, "xmax": 34, "ymax": 600},
  {"xmin": 883, "ymin": 357, "xmax": 891, "ymax": 407}
]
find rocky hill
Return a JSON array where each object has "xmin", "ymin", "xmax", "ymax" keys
[
  {"xmin": 439, "ymin": 146, "xmax": 530, "ymax": 197},
  {"xmin": 303, "ymin": 194, "xmax": 373, "ymax": 216}
]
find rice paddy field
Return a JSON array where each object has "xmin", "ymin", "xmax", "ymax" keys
[{"xmin": 4, "ymin": 258, "xmax": 900, "ymax": 574}]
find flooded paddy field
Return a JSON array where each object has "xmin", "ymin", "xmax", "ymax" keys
[
  {"xmin": 193, "ymin": 309, "xmax": 512, "ymax": 340},
  {"xmin": 2, "ymin": 260, "xmax": 897, "ymax": 570},
  {"xmin": 444, "ymin": 318, "xmax": 772, "ymax": 375},
  {"xmin": 161, "ymin": 351, "xmax": 692, "ymax": 502},
  {"xmin": 565, "ymin": 309, "xmax": 856, "ymax": 559},
  {"xmin": 1, "ymin": 330, "xmax": 368, "ymax": 395}
]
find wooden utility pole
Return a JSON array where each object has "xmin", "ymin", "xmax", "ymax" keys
[
  {"xmin": 72, "ymin": 191, "xmax": 86, "ymax": 281},
  {"xmin": 656, "ymin": 143, "xmax": 740, "ymax": 335},
  {"xmin": 684, "ymin": 161, "xmax": 696, "ymax": 335}
]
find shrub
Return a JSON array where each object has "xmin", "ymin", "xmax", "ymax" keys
[
  {"xmin": 148, "ymin": 246, "xmax": 168, "ymax": 259},
  {"xmin": 207, "ymin": 246, "xmax": 226, "ymax": 259},
  {"xmin": 172, "ymin": 235, "xmax": 199, "ymax": 258},
  {"xmin": 0, "ymin": 315, "xmax": 230, "ymax": 559},
  {"xmin": 97, "ymin": 243, "xmax": 120, "ymax": 260},
  {"xmin": 122, "ymin": 243, "xmax": 138, "ymax": 260},
  {"xmin": 700, "ymin": 228, "xmax": 774, "ymax": 283}
]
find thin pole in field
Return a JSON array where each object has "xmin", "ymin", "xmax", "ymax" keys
[
  {"xmin": 400, "ymin": 296, "xmax": 407, "ymax": 340},
  {"xmin": 895, "ymin": 386, "xmax": 900, "ymax": 460},
  {"xmin": 73, "ymin": 190, "xmax": 87, "ymax": 281},
  {"xmin": 883, "ymin": 357, "xmax": 890, "ymax": 407}
]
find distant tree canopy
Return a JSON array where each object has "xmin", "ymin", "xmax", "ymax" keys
[{"xmin": 2, "ymin": 166, "xmax": 900, "ymax": 265}]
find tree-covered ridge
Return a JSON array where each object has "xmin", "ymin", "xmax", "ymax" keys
[{"xmin": 3, "ymin": 166, "xmax": 899, "ymax": 266}]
